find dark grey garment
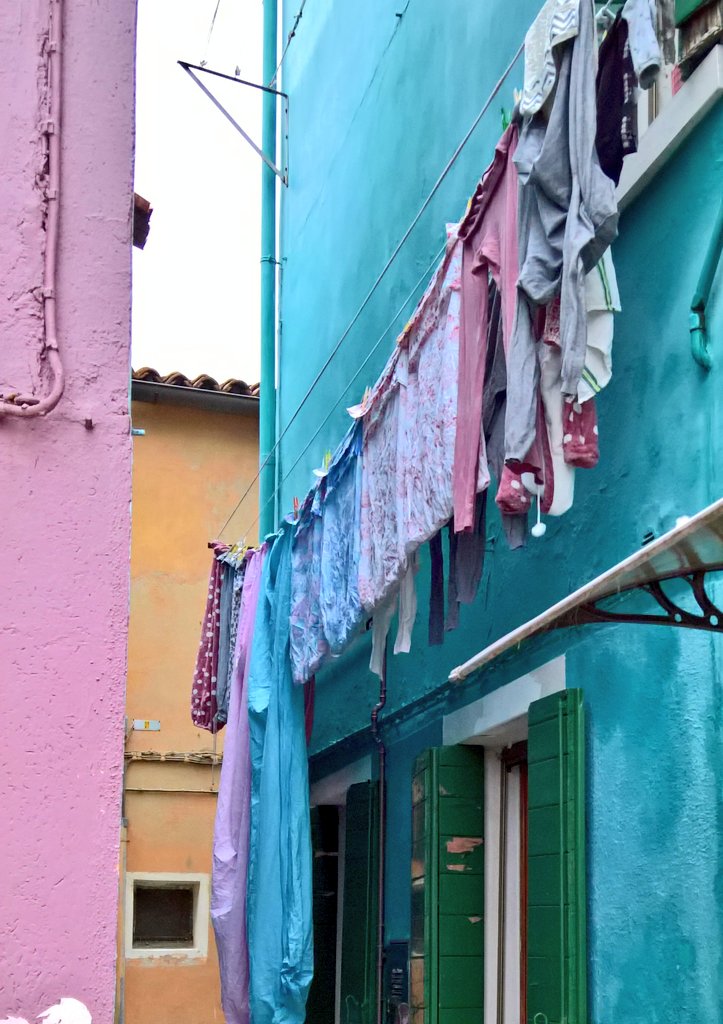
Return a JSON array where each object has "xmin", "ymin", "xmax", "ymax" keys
[
  {"xmin": 506, "ymin": 0, "xmax": 618, "ymax": 460},
  {"xmin": 445, "ymin": 524, "xmax": 460, "ymax": 633},
  {"xmin": 455, "ymin": 492, "xmax": 488, "ymax": 603},
  {"xmin": 484, "ymin": 282, "xmax": 528, "ymax": 549},
  {"xmin": 215, "ymin": 562, "xmax": 235, "ymax": 726},
  {"xmin": 427, "ymin": 493, "xmax": 488, "ymax": 645}
]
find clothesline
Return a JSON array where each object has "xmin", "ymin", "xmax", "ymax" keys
[
  {"xmin": 215, "ymin": 39, "xmax": 526, "ymax": 539},
  {"xmin": 243, "ymin": 240, "xmax": 448, "ymax": 544}
]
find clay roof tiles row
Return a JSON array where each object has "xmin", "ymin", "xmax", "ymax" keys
[{"xmin": 132, "ymin": 367, "xmax": 259, "ymax": 397}]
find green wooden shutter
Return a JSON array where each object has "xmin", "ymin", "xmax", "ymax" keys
[
  {"xmin": 527, "ymin": 689, "xmax": 586, "ymax": 1024},
  {"xmin": 339, "ymin": 781, "xmax": 379, "ymax": 1024},
  {"xmin": 307, "ymin": 805, "xmax": 340, "ymax": 1024},
  {"xmin": 410, "ymin": 746, "xmax": 485, "ymax": 1024},
  {"xmin": 675, "ymin": 0, "xmax": 711, "ymax": 25}
]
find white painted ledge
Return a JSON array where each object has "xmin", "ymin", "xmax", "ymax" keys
[
  {"xmin": 310, "ymin": 755, "xmax": 372, "ymax": 806},
  {"xmin": 618, "ymin": 44, "xmax": 723, "ymax": 210}
]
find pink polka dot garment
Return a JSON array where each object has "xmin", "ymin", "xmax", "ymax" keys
[{"xmin": 191, "ymin": 554, "xmax": 223, "ymax": 730}]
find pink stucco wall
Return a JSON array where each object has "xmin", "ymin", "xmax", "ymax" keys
[{"xmin": 0, "ymin": 1, "xmax": 136, "ymax": 1020}]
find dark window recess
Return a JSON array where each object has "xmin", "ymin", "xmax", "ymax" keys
[
  {"xmin": 132, "ymin": 884, "xmax": 196, "ymax": 948},
  {"xmin": 307, "ymin": 805, "xmax": 340, "ymax": 1024}
]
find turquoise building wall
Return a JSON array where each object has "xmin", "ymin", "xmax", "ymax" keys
[{"xmin": 277, "ymin": 3, "xmax": 723, "ymax": 1020}]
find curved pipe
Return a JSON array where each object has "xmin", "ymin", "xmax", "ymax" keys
[
  {"xmin": 0, "ymin": 0, "xmax": 64, "ymax": 419},
  {"xmin": 689, "ymin": 196, "xmax": 723, "ymax": 372}
]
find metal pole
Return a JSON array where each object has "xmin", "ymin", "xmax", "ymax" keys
[
  {"xmin": 371, "ymin": 642, "xmax": 388, "ymax": 1024},
  {"xmin": 259, "ymin": 0, "xmax": 278, "ymax": 536}
]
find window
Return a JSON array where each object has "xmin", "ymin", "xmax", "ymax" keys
[
  {"xmin": 412, "ymin": 689, "xmax": 586, "ymax": 1024},
  {"xmin": 125, "ymin": 872, "xmax": 210, "ymax": 959},
  {"xmin": 132, "ymin": 883, "xmax": 195, "ymax": 948}
]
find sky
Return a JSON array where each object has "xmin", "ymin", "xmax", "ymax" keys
[{"xmin": 133, "ymin": 0, "xmax": 263, "ymax": 384}]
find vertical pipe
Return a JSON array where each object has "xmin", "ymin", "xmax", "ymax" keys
[
  {"xmin": 259, "ymin": 0, "xmax": 278, "ymax": 535},
  {"xmin": 371, "ymin": 643, "xmax": 387, "ymax": 1024},
  {"xmin": 496, "ymin": 759, "xmax": 508, "ymax": 1024}
]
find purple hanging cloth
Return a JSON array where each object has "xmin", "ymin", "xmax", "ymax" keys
[
  {"xmin": 211, "ymin": 544, "xmax": 267, "ymax": 1024},
  {"xmin": 191, "ymin": 545, "xmax": 227, "ymax": 730}
]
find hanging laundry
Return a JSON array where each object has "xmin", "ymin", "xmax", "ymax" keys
[
  {"xmin": 482, "ymin": 284, "xmax": 530, "ymax": 546},
  {"xmin": 319, "ymin": 421, "xmax": 364, "ymax": 655},
  {"xmin": 290, "ymin": 484, "xmax": 328, "ymax": 685},
  {"xmin": 211, "ymin": 544, "xmax": 267, "ymax": 1024},
  {"xmin": 191, "ymin": 546, "xmax": 226, "ymax": 731},
  {"xmin": 507, "ymin": 0, "xmax": 618, "ymax": 464},
  {"xmin": 520, "ymin": 0, "xmax": 581, "ymax": 116},
  {"xmin": 304, "ymin": 676, "xmax": 315, "ymax": 746},
  {"xmin": 215, "ymin": 561, "xmax": 235, "ymax": 726},
  {"xmin": 453, "ymin": 123, "xmax": 519, "ymax": 532},
  {"xmin": 596, "ymin": 12, "xmax": 639, "ymax": 186},
  {"xmin": 428, "ymin": 494, "xmax": 488, "ymax": 646},
  {"xmin": 563, "ymin": 396, "xmax": 600, "ymax": 466},
  {"xmin": 247, "ymin": 523, "xmax": 313, "ymax": 1024},
  {"xmin": 428, "ymin": 531, "xmax": 445, "ymax": 646},
  {"xmin": 369, "ymin": 553, "xmax": 419, "ymax": 676},
  {"xmin": 537, "ymin": 250, "xmax": 620, "ymax": 512},
  {"xmin": 357, "ymin": 345, "xmax": 409, "ymax": 611},
  {"xmin": 222, "ymin": 552, "xmax": 248, "ymax": 724},
  {"xmin": 399, "ymin": 227, "xmax": 463, "ymax": 550},
  {"xmin": 539, "ymin": 328, "xmax": 577, "ymax": 515},
  {"xmin": 622, "ymin": 0, "xmax": 662, "ymax": 88},
  {"xmin": 581, "ymin": 248, "xmax": 621, "ymax": 400}
]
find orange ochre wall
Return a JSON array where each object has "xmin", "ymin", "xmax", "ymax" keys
[{"xmin": 122, "ymin": 397, "xmax": 258, "ymax": 1024}]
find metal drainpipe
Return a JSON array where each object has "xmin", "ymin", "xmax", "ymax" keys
[
  {"xmin": 259, "ymin": 0, "xmax": 278, "ymax": 535},
  {"xmin": 0, "ymin": 0, "xmax": 65, "ymax": 419},
  {"xmin": 370, "ymin": 642, "xmax": 388, "ymax": 1024},
  {"xmin": 689, "ymin": 197, "xmax": 723, "ymax": 371}
]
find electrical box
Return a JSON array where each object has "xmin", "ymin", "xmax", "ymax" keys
[{"xmin": 384, "ymin": 941, "xmax": 409, "ymax": 1024}]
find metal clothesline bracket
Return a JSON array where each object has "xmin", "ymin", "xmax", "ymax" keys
[{"xmin": 178, "ymin": 60, "xmax": 289, "ymax": 186}]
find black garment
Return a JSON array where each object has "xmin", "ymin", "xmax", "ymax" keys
[{"xmin": 596, "ymin": 13, "xmax": 638, "ymax": 186}]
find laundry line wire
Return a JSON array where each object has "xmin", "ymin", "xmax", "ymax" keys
[
  {"xmin": 269, "ymin": 0, "xmax": 308, "ymax": 88},
  {"xmin": 215, "ymin": 37, "xmax": 525, "ymax": 539},
  {"xmin": 239, "ymin": 240, "xmax": 448, "ymax": 541},
  {"xmin": 201, "ymin": 0, "xmax": 224, "ymax": 66}
]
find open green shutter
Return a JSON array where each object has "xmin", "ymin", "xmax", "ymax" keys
[
  {"xmin": 339, "ymin": 781, "xmax": 379, "ymax": 1024},
  {"xmin": 527, "ymin": 689, "xmax": 586, "ymax": 1024},
  {"xmin": 307, "ymin": 805, "xmax": 340, "ymax": 1024},
  {"xmin": 410, "ymin": 746, "xmax": 485, "ymax": 1024}
]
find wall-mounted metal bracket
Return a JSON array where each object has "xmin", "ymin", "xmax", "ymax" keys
[
  {"xmin": 178, "ymin": 60, "xmax": 289, "ymax": 186},
  {"xmin": 559, "ymin": 565, "xmax": 723, "ymax": 633}
]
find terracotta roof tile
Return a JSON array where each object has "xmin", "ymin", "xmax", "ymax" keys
[{"xmin": 132, "ymin": 367, "xmax": 259, "ymax": 397}]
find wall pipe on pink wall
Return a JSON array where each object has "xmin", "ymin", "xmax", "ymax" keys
[{"xmin": 0, "ymin": 0, "xmax": 64, "ymax": 419}]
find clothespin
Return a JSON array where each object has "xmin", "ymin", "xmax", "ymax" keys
[
  {"xmin": 323, "ymin": 450, "xmax": 332, "ymax": 472},
  {"xmin": 501, "ymin": 106, "xmax": 511, "ymax": 131},
  {"xmin": 347, "ymin": 385, "xmax": 372, "ymax": 420},
  {"xmin": 293, "ymin": 496, "xmax": 299, "ymax": 520}
]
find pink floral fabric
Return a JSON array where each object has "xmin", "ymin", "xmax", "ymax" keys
[
  {"xmin": 358, "ymin": 230, "xmax": 468, "ymax": 612},
  {"xmin": 400, "ymin": 229, "xmax": 464, "ymax": 553},
  {"xmin": 357, "ymin": 345, "xmax": 408, "ymax": 611}
]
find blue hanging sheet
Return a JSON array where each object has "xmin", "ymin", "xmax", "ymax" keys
[{"xmin": 247, "ymin": 522, "xmax": 313, "ymax": 1024}]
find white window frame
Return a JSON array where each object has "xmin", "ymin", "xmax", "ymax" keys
[
  {"xmin": 125, "ymin": 871, "xmax": 210, "ymax": 960},
  {"xmin": 618, "ymin": 43, "xmax": 723, "ymax": 208}
]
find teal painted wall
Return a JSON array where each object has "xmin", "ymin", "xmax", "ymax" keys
[{"xmin": 279, "ymin": 3, "xmax": 723, "ymax": 1019}]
